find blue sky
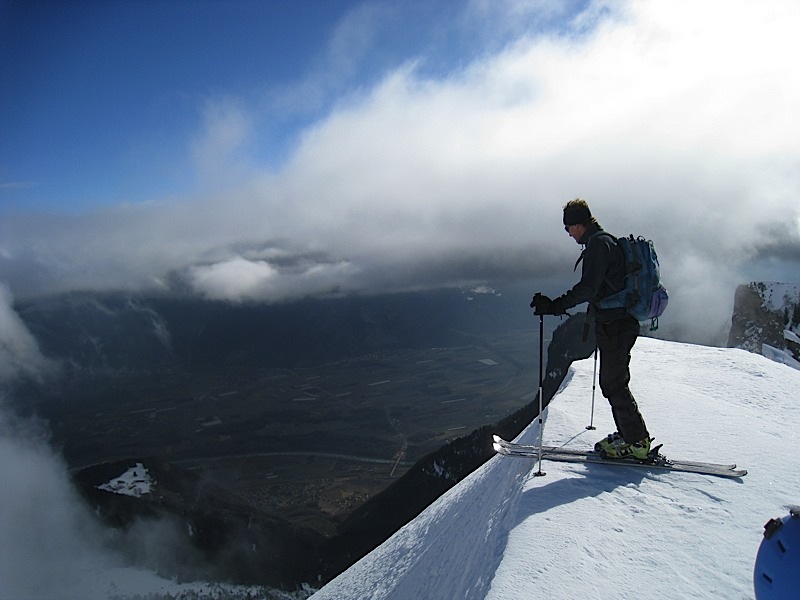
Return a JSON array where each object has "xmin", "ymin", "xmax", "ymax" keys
[
  {"xmin": 1, "ymin": 0, "xmax": 584, "ymax": 211},
  {"xmin": 3, "ymin": 0, "xmax": 349, "ymax": 208},
  {"xmin": 1, "ymin": 0, "xmax": 402, "ymax": 209},
  {"xmin": 1, "ymin": 0, "xmax": 799, "ymax": 345}
]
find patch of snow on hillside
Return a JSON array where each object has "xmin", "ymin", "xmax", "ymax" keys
[{"xmin": 97, "ymin": 463, "xmax": 153, "ymax": 497}]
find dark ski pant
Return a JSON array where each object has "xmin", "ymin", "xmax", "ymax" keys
[{"xmin": 596, "ymin": 315, "xmax": 649, "ymax": 443}]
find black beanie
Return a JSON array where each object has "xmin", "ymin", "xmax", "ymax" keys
[{"xmin": 563, "ymin": 203, "xmax": 592, "ymax": 227}]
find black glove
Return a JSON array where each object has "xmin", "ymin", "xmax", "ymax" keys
[{"xmin": 530, "ymin": 293, "xmax": 566, "ymax": 316}]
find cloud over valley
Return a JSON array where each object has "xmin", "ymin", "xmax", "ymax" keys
[{"xmin": 2, "ymin": 0, "xmax": 799, "ymax": 345}]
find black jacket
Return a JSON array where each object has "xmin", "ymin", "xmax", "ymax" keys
[{"xmin": 557, "ymin": 222, "xmax": 628, "ymax": 322}]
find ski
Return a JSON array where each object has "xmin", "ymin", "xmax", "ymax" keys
[
  {"xmin": 492, "ymin": 435, "xmax": 738, "ymax": 470},
  {"xmin": 492, "ymin": 436, "xmax": 747, "ymax": 479}
]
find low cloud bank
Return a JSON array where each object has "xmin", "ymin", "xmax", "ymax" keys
[
  {"xmin": 1, "ymin": 0, "xmax": 798, "ymax": 346},
  {"xmin": 0, "ymin": 288, "xmax": 205, "ymax": 599}
]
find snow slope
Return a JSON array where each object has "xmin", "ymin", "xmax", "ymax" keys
[{"xmin": 311, "ymin": 337, "xmax": 800, "ymax": 599}]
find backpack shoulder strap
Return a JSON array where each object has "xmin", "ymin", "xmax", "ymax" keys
[{"xmin": 573, "ymin": 230, "xmax": 617, "ymax": 272}]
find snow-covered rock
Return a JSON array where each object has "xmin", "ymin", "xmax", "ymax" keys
[
  {"xmin": 728, "ymin": 281, "xmax": 800, "ymax": 366},
  {"xmin": 96, "ymin": 463, "xmax": 154, "ymax": 497}
]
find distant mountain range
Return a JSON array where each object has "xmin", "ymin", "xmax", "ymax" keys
[
  {"xmin": 15, "ymin": 285, "xmax": 534, "ymax": 376},
  {"xmin": 12, "ymin": 280, "xmax": 797, "ymax": 591},
  {"xmin": 63, "ymin": 309, "xmax": 593, "ymax": 589},
  {"xmin": 12, "ymin": 283, "xmax": 566, "ymax": 588}
]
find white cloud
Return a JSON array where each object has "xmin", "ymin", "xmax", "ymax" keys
[
  {"xmin": 190, "ymin": 98, "xmax": 255, "ymax": 185},
  {"xmin": 0, "ymin": 283, "xmax": 56, "ymax": 382},
  {"xmin": 188, "ymin": 257, "xmax": 279, "ymax": 300},
  {"xmin": 2, "ymin": 0, "xmax": 799, "ymax": 341},
  {"xmin": 186, "ymin": 254, "xmax": 359, "ymax": 302},
  {"xmin": 0, "ymin": 413, "xmax": 108, "ymax": 599}
]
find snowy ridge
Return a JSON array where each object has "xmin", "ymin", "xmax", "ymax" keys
[{"xmin": 311, "ymin": 337, "xmax": 800, "ymax": 599}]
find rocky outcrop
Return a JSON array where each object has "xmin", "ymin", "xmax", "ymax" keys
[{"xmin": 727, "ymin": 282, "xmax": 800, "ymax": 355}]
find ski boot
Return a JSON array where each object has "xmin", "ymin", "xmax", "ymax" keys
[
  {"xmin": 594, "ymin": 431, "xmax": 622, "ymax": 452},
  {"xmin": 601, "ymin": 437, "xmax": 651, "ymax": 460}
]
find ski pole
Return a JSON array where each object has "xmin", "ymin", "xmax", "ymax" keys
[
  {"xmin": 586, "ymin": 346, "xmax": 598, "ymax": 430},
  {"xmin": 534, "ymin": 313, "xmax": 546, "ymax": 477}
]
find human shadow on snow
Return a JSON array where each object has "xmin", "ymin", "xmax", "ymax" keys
[{"xmin": 514, "ymin": 462, "xmax": 648, "ymax": 525}]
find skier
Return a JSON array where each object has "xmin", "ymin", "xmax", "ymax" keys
[{"xmin": 531, "ymin": 198, "xmax": 651, "ymax": 459}]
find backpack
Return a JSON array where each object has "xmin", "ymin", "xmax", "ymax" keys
[{"xmin": 596, "ymin": 234, "xmax": 669, "ymax": 330}]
